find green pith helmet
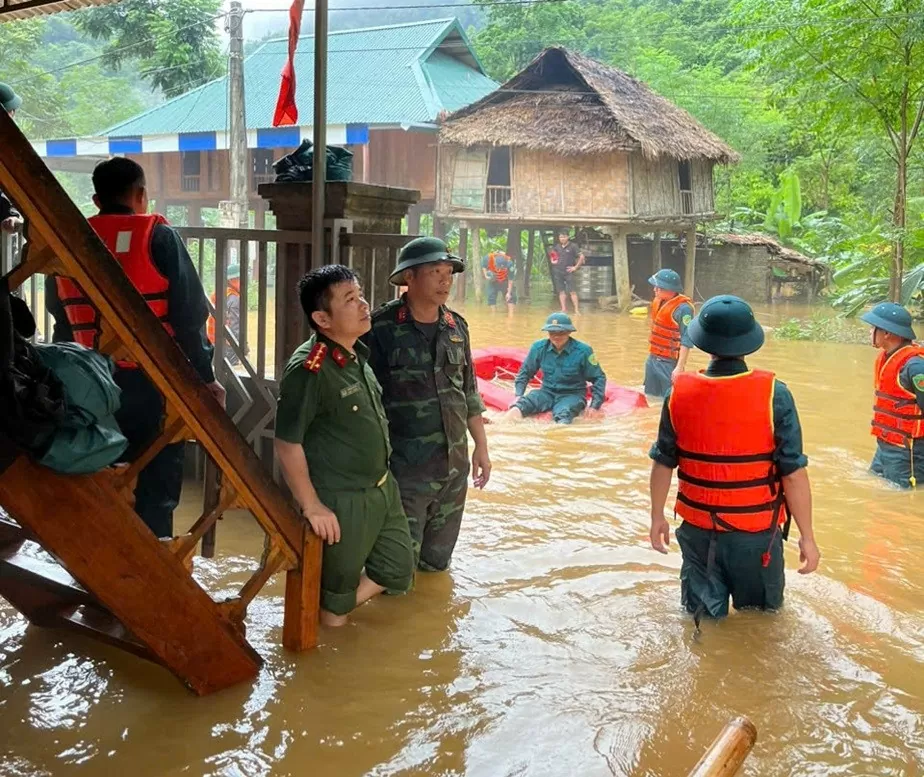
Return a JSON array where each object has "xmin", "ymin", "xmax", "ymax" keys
[
  {"xmin": 0, "ymin": 82, "xmax": 22, "ymax": 114},
  {"xmin": 860, "ymin": 302, "xmax": 917, "ymax": 341},
  {"xmin": 389, "ymin": 236, "xmax": 464, "ymax": 286},
  {"xmin": 687, "ymin": 294, "xmax": 764, "ymax": 357},
  {"xmin": 541, "ymin": 312, "xmax": 576, "ymax": 333},
  {"xmin": 226, "ymin": 263, "xmax": 240, "ymax": 280},
  {"xmin": 648, "ymin": 268, "xmax": 683, "ymax": 293}
]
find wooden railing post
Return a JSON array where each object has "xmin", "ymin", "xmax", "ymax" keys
[
  {"xmin": 687, "ymin": 716, "xmax": 757, "ymax": 777},
  {"xmin": 283, "ymin": 523, "xmax": 323, "ymax": 651}
]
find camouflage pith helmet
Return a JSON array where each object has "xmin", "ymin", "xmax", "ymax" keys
[{"xmin": 389, "ymin": 236, "xmax": 464, "ymax": 286}]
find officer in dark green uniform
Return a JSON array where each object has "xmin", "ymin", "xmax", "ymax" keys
[
  {"xmin": 367, "ymin": 237, "xmax": 492, "ymax": 573},
  {"xmin": 275, "ymin": 265, "xmax": 414, "ymax": 627}
]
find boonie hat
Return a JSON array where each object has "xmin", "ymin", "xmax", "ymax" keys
[
  {"xmin": 687, "ymin": 295, "xmax": 764, "ymax": 358},
  {"xmin": 0, "ymin": 83, "xmax": 22, "ymax": 114}
]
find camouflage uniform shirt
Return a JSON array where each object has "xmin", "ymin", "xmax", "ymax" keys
[{"xmin": 367, "ymin": 295, "xmax": 485, "ymax": 485}]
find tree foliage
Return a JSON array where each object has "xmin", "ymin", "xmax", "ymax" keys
[{"xmin": 74, "ymin": 0, "xmax": 225, "ymax": 98}]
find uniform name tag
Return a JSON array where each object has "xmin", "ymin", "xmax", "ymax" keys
[{"xmin": 340, "ymin": 384, "xmax": 362, "ymax": 398}]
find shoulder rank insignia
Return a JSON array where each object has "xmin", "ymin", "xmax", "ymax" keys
[
  {"xmin": 331, "ymin": 347, "xmax": 348, "ymax": 368},
  {"xmin": 397, "ymin": 306, "xmax": 409, "ymax": 323},
  {"xmin": 443, "ymin": 310, "xmax": 457, "ymax": 328},
  {"xmin": 304, "ymin": 341, "xmax": 328, "ymax": 373}
]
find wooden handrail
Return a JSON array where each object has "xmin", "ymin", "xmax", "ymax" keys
[{"xmin": 687, "ymin": 717, "xmax": 757, "ymax": 777}]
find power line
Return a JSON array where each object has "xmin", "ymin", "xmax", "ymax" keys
[{"xmin": 10, "ymin": 11, "xmax": 230, "ymax": 88}]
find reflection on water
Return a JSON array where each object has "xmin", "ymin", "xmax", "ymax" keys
[{"xmin": 1, "ymin": 302, "xmax": 923, "ymax": 776}]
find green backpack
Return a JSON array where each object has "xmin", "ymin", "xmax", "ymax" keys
[{"xmin": 33, "ymin": 342, "xmax": 128, "ymax": 474}]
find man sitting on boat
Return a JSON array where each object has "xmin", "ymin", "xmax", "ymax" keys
[{"xmin": 505, "ymin": 313, "xmax": 606, "ymax": 424}]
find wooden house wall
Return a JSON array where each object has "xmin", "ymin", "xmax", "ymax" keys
[
  {"xmin": 511, "ymin": 149, "xmax": 630, "ymax": 217},
  {"xmin": 630, "ymin": 154, "xmax": 680, "ymax": 216},
  {"xmin": 691, "ymin": 160, "xmax": 714, "ymax": 213},
  {"xmin": 365, "ymin": 130, "xmax": 436, "ymax": 201},
  {"xmin": 436, "ymin": 144, "xmax": 459, "ymax": 214}
]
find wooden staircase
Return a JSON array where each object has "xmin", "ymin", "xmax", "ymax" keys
[{"xmin": 0, "ymin": 110, "xmax": 322, "ymax": 695}]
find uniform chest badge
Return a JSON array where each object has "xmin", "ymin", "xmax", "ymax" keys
[
  {"xmin": 340, "ymin": 383, "xmax": 362, "ymax": 398},
  {"xmin": 304, "ymin": 342, "xmax": 328, "ymax": 372},
  {"xmin": 449, "ymin": 334, "xmax": 464, "ymax": 343}
]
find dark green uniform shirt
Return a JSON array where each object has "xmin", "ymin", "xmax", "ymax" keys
[
  {"xmin": 649, "ymin": 357, "xmax": 808, "ymax": 476},
  {"xmin": 367, "ymin": 296, "xmax": 485, "ymax": 482},
  {"xmin": 275, "ymin": 333, "xmax": 391, "ymax": 490}
]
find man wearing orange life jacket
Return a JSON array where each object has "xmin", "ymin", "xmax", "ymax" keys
[
  {"xmin": 644, "ymin": 268, "xmax": 694, "ymax": 397},
  {"xmin": 207, "ymin": 263, "xmax": 242, "ymax": 366},
  {"xmin": 481, "ymin": 251, "xmax": 517, "ymax": 312},
  {"xmin": 860, "ymin": 302, "xmax": 924, "ymax": 488},
  {"xmin": 648, "ymin": 295, "xmax": 819, "ymax": 624},
  {"xmin": 46, "ymin": 158, "xmax": 224, "ymax": 539}
]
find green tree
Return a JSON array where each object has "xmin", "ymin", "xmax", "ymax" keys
[
  {"xmin": 734, "ymin": 0, "xmax": 924, "ymax": 300},
  {"xmin": 74, "ymin": 0, "xmax": 225, "ymax": 98}
]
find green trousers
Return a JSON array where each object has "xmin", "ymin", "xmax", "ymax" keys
[
  {"xmin": 315, "ymin": 473, "xmax": 414, "ymax": 615},
  {"xmin": 675, "ymin": 521, "xmax": 785, "ymax": 619}
]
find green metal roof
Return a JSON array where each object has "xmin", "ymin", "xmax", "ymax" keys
[{"xmin": 100, "ymin": 18, "xmax": 498, "ymax": 137}]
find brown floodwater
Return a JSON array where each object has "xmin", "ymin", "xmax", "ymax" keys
[{"xmin": 1, "ymin": 301, "xmax": 923, "ymax": 777}]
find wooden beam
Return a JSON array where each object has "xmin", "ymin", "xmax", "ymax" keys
[
  {"xmin": 471, "ymin": 225, "xmax": 482, "ymax": 302},
  {"xmin": 0, "ymin": 451, "xmax": 261, "ymax": 695},
  {"xmin": 283, "ymin": 524, "xmax": 323, "ymax": 652},
  {"xmin": 523, "ymin": 230, "xmax": 534, "ymax": 299},
  {"xmin": 687, "ymin": 717, "xmax": 757, "ymax": 777},
  {"xmin": 684, "ymin": 227, "xmax": 697, "ymax": 299},
  {"xmin": 652, "ymin": 231, "xmax": 662, "ymax": 273},
  {"xmin": 612, "ymin": 228, "xmax": 632, "ymax": 312},
  {"xmin": 0, "ymin": 110, "xmax": 306, "ymax": 566}
]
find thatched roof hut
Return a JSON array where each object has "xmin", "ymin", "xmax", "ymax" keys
[{"xmin": 441, "ymin": 47, "xmax": 739, "ymax": 164}]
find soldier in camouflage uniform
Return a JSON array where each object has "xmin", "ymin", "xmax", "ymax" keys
[{"xmin": 367, "ymin": 237, "xmax": 492, "ymax": 572}]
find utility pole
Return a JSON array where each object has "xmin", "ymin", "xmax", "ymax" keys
[
  {"xmin": 311, "ymin": 0, "xmax": 328, "ymax": 267},
  {"xmin": 223, "ymin": 0, "xmax": 248, "ymax": 229}
]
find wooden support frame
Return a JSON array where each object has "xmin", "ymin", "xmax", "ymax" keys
[{"xmin": 0, "ymin": 110, "xmax": 322, "ymax": 694}]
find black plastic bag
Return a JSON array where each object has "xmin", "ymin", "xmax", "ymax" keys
[{"xmin": 272, "ymin": 140, "xmax": 354, "ymax": 183}]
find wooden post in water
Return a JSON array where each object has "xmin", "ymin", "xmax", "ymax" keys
[
  {"xmin": 456, "ymin": 226, "xmax": 469, "ymax": 303},
  {"xmin": 684, "ymin": 226, "xmax": 697, "ymax": 299},
  {"xmin": 652, "ymin": 231, "xmax": 662, "ymax": 273},
  {"xmin": 472, "ymin": 225, "xmax": 483, "ymax": 302},
  {"xmin": 611, "ymin": 227, "xmax": 632, "ymax": 311},
  {"xmin": 687, "ymin": 716, "xmax": 757, "ymax": 777},
  {"xmin": 523, "ymin": 230, "xmax": 534, "ymax": 299}
]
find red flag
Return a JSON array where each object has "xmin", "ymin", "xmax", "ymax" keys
[{"xmin": 272, "ymin": 0, "xmax": 304, "ymax": 127}]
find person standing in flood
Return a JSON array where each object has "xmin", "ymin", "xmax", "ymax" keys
[
  {"xmin": 648, "ymin": 295, "xmax": 820, "ymax": 625},
  {"xmin": 644, "ymin": 268, "xmax": 694, "ymax": 397},
  {"xmin": 549, "ymin": 229, "xmax": 585, "ymax": 315},
  {"xmin": 861, "ymin": 302, "xmax": 924, "ymax": 488},
  {"xmin": 367, "ymin": 237, "xmax": 492, "ymax": 572},
  {"xmin": 505, "ymin": 313, "xmax": 606, "ymax": 424},
  {"xmin": 275, "ymin": 265, "xmax": 414, "ymax": 626},
  {"xmin": 45, "ymin": 158, "xmax": 224, "ymax": 539},
  {"xmin": 481, "ymin": 250, "xmax": 516, "ymax": 313}
]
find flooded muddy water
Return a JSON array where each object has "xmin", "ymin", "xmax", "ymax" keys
[{"xmin": 1, "ymin": 302, "xmax": 922, "ymax": 777}]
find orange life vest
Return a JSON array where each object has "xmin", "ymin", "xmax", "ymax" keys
[
  {"xmin": 55, "ymin": 213, "xmax": 174, "ymax": 368},
  {"xmin": 487, "ymin": 252, "xmax": 509, "ymax": 283},
  {"xmin": 670, "ymin": 370, "xmax": 785, "ymax": 533},
  {"xmin": 206, "ymin": 279, "xmax": 240, "ymax": 343},
  {"xmin": 872, "ymin": 345, "xmax": 924, "ymax": 447},
  {"xmin": 649, "ymin": 294, "xmax": 692, "ymax": 360}
]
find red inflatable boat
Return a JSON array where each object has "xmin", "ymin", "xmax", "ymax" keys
[{"xmin": 472, "ymin": 346, "xmax": 648, "ymax": 418}]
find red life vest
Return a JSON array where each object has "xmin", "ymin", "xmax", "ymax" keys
[
  {"xmin": 55, "ymin": 213, "xmax": 174, "ymax": 368},
  {"xmin": 872, "ymin": 345, "xmax": 924, "ymax": 447},
  {"xmin": 649, "ymin": 294, "xmax": 692, "ymax": 360},
  {"xmin": 487, "ymin": 252, "xmax": 509, "ymax": 282},
  {"xmin": 670, "ymin": 369, "xmax": 785, "ymax": 533}
]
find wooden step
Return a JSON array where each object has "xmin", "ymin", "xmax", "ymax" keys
[{"xmin": 0, "ymin": 452, "xmax": 262, "ymax": 696}]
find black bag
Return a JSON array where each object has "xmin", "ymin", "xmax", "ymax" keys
[{"xmin": 272, "ymin": 140, "xmax": 353, "ymax": 183}]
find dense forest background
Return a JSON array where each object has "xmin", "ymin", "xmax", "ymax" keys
[{"xmin": 2, "ymin": 0, "xmax": 922, "ymax": 309}]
